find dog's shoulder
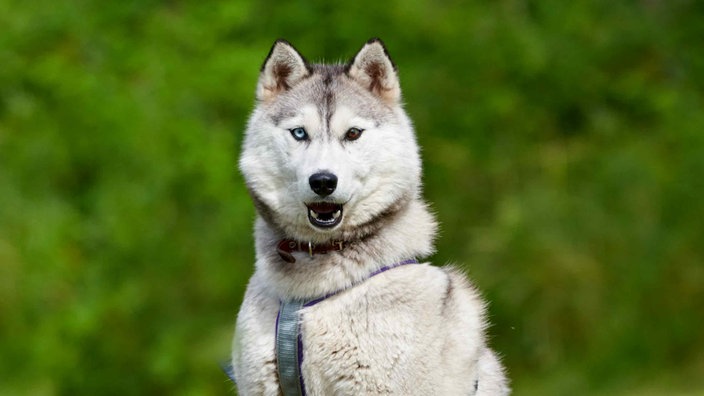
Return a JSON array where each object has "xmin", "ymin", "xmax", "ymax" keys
[{"xmin": 358, "ymin": 262, "xmax": 487, "ymax": 320}]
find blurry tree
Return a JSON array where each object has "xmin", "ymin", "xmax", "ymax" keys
[{"xmin": 1, "ymin": 0, "xmax": 703, "ymax": 395}]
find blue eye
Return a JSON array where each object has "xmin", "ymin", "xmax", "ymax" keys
[{"xmin": 289, "ymin": 127, "xmax": 308, "ymax": 141}]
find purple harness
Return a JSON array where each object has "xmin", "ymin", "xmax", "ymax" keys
[{"xmin": 275, "ymin": 259, "xmax": 418, "ymax": 396}]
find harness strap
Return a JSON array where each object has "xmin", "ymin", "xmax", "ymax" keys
[
  {"xmin": 220, "ymin": 360, "xmax": 236, "ymax": 383},
  {"xmin": 275, "ymin": 259, "xmax": 418, "ymax": 396},
  {"xmin": 276, "ymin": 299, "xmax": 306, "ymax": 395}
]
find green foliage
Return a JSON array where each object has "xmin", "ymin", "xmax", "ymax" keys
[{"xmin": 1, "ymin": 0, "xmax": 703, "ymax": 394}]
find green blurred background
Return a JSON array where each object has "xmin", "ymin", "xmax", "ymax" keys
[{"xmin": 1, "ymin": 0, "xmax": 703, "ymax": 395}]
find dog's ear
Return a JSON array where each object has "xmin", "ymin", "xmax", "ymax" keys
[
  {"xmin": 257, "ymin": 39, "xmax": 311, "ymax": 102},
  {"xmin": 346, "ymin": 38, "xmax": 400, "ymax": 103}
]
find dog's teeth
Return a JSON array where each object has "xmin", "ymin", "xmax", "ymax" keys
[
  {"xmin": 332, "ymin": 210, "xmax": 341, "ymax": 219},
  {"xmin": 309, "ymin": 209, "xmax": 319, "ymax": 219}
]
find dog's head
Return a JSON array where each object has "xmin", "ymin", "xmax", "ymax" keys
[{"xmin": 240, "ymin": 39, "xmax": 422, "ymax": 242}]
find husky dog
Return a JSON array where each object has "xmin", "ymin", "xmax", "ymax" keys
[{"xmin": 231, "ymin": 38, "xmax": 509, "ymax": 395}]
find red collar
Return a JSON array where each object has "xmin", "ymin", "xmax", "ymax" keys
[{"xmin": 276, "ymin": 239, "xmax": 347, "ymax": 263}]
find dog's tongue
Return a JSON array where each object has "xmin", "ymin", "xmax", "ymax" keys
[{"xmin": 308, "ymin": 202, "xmax": 338, "ymax": 213}]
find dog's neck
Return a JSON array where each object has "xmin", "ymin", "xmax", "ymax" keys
[
  {"xmin": 275, "ymin": 238, "xmax": 348, "ymax": 264},
  {"xmin": 251, "ymin": 199, "xmax": 438, "ymax": 300}
]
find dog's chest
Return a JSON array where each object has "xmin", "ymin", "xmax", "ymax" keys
[
  {"xmin": 296, "ymin": 275, "xmax": 445, "ymax": 394},
  {"xmin": 235, "ymin": 265, "xmax": 452, "ymax": 395}
]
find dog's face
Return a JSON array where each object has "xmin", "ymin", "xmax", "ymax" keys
[{"xmin": 240, "ymin": 39, "xmax": 421, "ymax": 242}]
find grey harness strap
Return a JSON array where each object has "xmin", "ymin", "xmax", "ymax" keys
[
  {"xmin": 274, "ymin": 259, "xmax": 418, "ymax": 396},
  {"xmin": 276, "ymin": 299, "xmax": 307, "ymax": 395}
]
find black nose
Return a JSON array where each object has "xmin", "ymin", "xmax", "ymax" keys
[{"xmin": 309, "ymin": 172, "xmax": 338, "ymax": 197}]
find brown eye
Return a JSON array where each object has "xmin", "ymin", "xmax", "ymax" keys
[{"xmin": 344, "ymin": 127, "xmax": 364, "ymax": 141}]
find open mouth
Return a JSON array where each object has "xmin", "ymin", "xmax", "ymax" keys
[{"xmin": 307, "ymin": 202, "xmax": 343, "ymax": 228}]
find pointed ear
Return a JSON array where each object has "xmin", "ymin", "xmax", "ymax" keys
[
  {"xmin": 346, "ymin": 38, "xmax": 400, "ymax": 103},
  {"xmin": 257, "ymin": 39, "xmax": 311, "ymax": 102}
]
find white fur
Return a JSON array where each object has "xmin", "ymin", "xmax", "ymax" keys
[{"xmin": 232, "ymin": 39, "xmax": 509, "ymax": 395}]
